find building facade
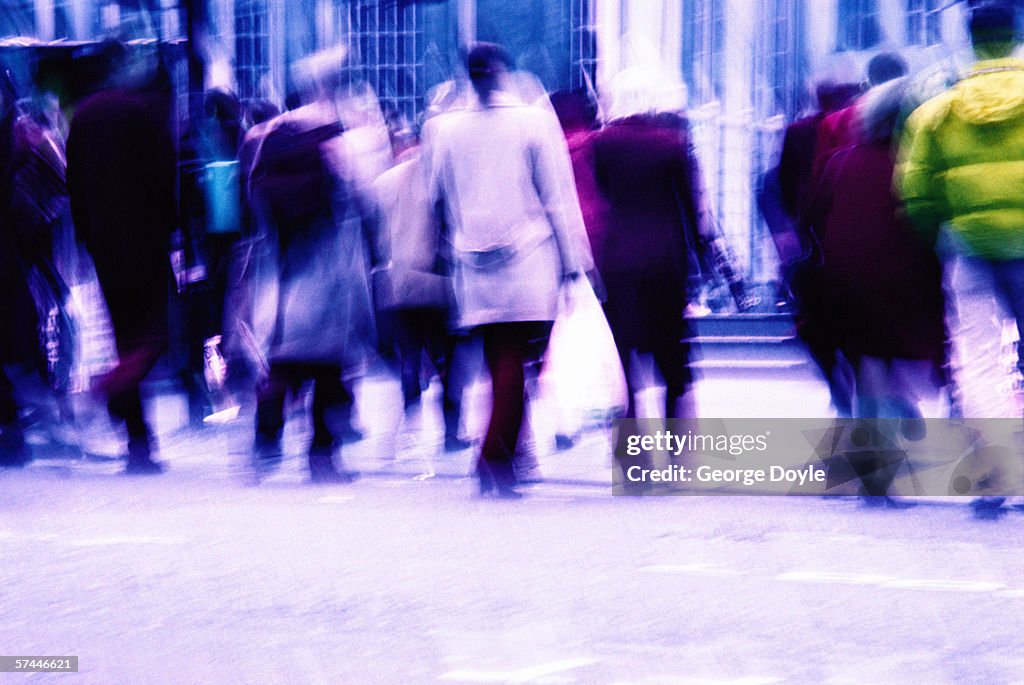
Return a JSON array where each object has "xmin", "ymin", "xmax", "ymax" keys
[{"xmin": 1, "ymin": 0, "xmax": 984, "ymax": 293}]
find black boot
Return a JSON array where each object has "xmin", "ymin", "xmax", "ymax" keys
[
  {"xmin": 308, "ymin": 448, "xmax": 358, "ymax": 484},
  {"xmin": 0, "ymin": 426, "xmax": 29, "ymax": 468},
  {"xmin": 124, "ymin": 437, "xmax": 164, "ymax": 475},
  {"xmin": 477, "ymin": 459, "xmax": 522, "ymax": 499}
]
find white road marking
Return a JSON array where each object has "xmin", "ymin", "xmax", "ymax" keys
[
  {"xmin": 439, "ymin": 657, "xmax": 598, "ymax": 683},
  {"xmin": 317, "ymin": 495, "xmax": 354, "ymax": 504},
  {"xmin": 641, "ymin": 564, "xmax": 747, "ymax": 577},
  {"xmin": 655, "ymin": 675, "xmax": 782, "ymax": 679},
  {"xmin": 70, "ymin": 536, "xmax": 187, "ymax": 546},
  {"xmin": 438, "ymin": 670, "xmax": 510, "ymax": 683},
  {"xmin": 776, "ymin": 571, "xmax": 896, "ymax": 585},
  {"xmin": 508, "ymin": 657, "xmax": 600, "ymax": 683},
  {"xmin": 611, "ymin": 678, "xmax": 783, "ymax": 685},
  {"xmin": 777, "ymin": 571, "xmax": 1009, "ymax": 594},
  {"xmin": 882, "ymin": 579, "xmax": 1005, "ymax": 593}
]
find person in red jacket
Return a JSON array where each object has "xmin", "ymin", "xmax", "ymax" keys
[{"xmin": 805, "ymin": 76, "xmax": 947, "ymax": 501}]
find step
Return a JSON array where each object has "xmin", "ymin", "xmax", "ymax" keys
[{"xmin": 687, "ymin": 313, "xmax": 797, "ymax": 339}]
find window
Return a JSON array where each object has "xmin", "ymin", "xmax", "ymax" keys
[
  {"xmin": 906, "ymin": 0, "xmax": 942, "ymax": 47},
  {"xmin": 837, "ymin": 0, "xmax": 881, "ymax": 51},
  {"xmin": 0, "ymin": 0, "xmax": 35, "ymax": 38},
  {"xmin": 236, "ymin": 0, "xmax": 271, "ymax": 103},
  {"xmin": 339, "ymin": 0, "xmax": 425, "ymax": 125},
  {"xmin": 682, "ymin": 0, "xmax": 726, "ymax": 105},
  {"xmin": 570, "ymin": 0, "xmax": 598, "ymax": 91}
]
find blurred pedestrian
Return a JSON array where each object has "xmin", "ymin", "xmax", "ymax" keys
[
  {"xmin": 370, "ymin": 114, "xmax": 469, "ymax": 459},
  {"xmin": 178, "ymin": 88, "xmax": 247, "ymax": 425},
  {"xmin": 0, "ymin": 68, "xmax": 43, "ymax": 467},
  {"xmin": 767, "ymin": 81, "xmax": 860, "ymax": 417},
  {"xmin": 811, "ymin": 53, "xmax": 908, "ymax": 184},
  {"xmin": 65, "ymin": 45, "xmax": 176, "ymax": 475},
  {"xmin": 898, "ymin": 1, "xmax": 1024, "ymax": 518},
  {"xmin": 247, "ymin": 48, "xmax": 379, "ymax": 484},
  {"xmin": 550, "ymin": 89, "xmax": 608, "ymax": 268},
  {"xmin": 592, "ymin": 69, "xmax": 749, "ymax": 422},
  {"xmin": 807, "ymin": 76, "xmax": 947, "ymax": 503},
  {"xmin": 424, "ymin": 43, "xmax": 593, "ymax": 498}
]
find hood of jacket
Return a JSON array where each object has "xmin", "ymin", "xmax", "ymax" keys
[
  {"xmin": 952, "ymin": 58, "xmax": 1024, "ymax": 124},
  {"xmin": 859, "ymin": 76, "xmax": 909, "ymax": 143}
]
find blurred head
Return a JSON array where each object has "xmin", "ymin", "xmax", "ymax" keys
[
  {"xmin": 248, "ymin": 99, "xmax": 280, "ymax": 126},
  {"xmin": 387, "ymin": 114, "xmax": 418, "ymax": 158},
  {"xmin": 292, "ymin": 45, "xmax": 348, "ymax": 103},
  {"xmin": 550, "ymin": 89, "xmax": 598, "ymax": 132},
  {"xmin": 815, "ymin": 80, "xmax": 862, "ymax": 112},
  {"xmin": 64, "ymin": 40, "xmax": 125, "ymax": 105},
  {"xmin": 466, "ymin": 42, "xmax": 513, "ymax": 103},
  {"xmin": 969, "ymin": 2, "xmax": 1018, "ymax": 58},
  {"xmin": 859, "ymin": 76, "xmax": 909, "ymax": 144},
  {"xmin": 866, "ymin": 52, "xmax": 908, "ymax": 87},
  {"xmin": 205, "ymin": 88, "xmax": 241, "ymax": 125},
  {"xmin": 603, "ymin": 67, "xmax": 687, "ymax": 121},
  {"xmin": 0, "ymin": 66, "xmax": 16, "ymax": 111}
]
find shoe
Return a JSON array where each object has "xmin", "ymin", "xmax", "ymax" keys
[
  {"xmin": 513, "ymin": 441, "xmax": 541, "ymax": 484},
  {"xmin": 445, "ymin": 435, "xmax": 473, "ymax": 452},
  {"xmin": 0, "ymin": 441, "xmax": 30, "ymax": 468},
  {"xmin": 253, "ymin": 439, "xmax": 283, "ymax": 473},
  {"xmin": 310, "ymin": 467, "xmax": 359, "ymax": 484},
  {"xmin": 971, "ymin": 497, "xmax": 1008, "ymax": 521},
  {"xmin": 124, "ymin": 457, "xmax": 165, "ymax": 475},
  {"xmin": 477, "ymin": 462, "xmax": 523, "ymax": 499},
  {"xmin": 309, "ymin": 450, "xmax": 358, "ymax": 484},
  {"xmin": 494, "ymin": 485, "xmax": 524, "ymax": 499},
  {"xmin": 339, "ymin": 425, "xmax": 365, "ymax": 444},
  {"xmin": 884, "ymin": 497, "xmax": 918, "ymax": 510},
  {"xmin": 515, "ymin": 465, "xmax": 544, "ymax": 485},
  {"xmin": 478, "ymin": 467, "xmax": 495, "ymax": 496}
]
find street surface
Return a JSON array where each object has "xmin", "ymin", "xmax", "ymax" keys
[
  {"xmin": 2, "ymin": 367, "xmax": 1020, "ymax": 684},
  {"xmin": 1, "ymin": 462, "xmax": 1021, "ymax": 684}
]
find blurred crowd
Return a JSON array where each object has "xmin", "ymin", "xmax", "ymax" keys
[{"xmin": 2, "ymin": 2, "xmax": 1024, "ymax": 511}]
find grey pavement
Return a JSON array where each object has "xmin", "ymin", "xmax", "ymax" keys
[
  {"xmin": 1, "ymin": 462, "xmax": 1022, "ymax": 684},
  {"xmin": 3, "ymin": 363, "xmax": 1023, "ymax": 683}
]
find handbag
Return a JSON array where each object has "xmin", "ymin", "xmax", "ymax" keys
[{"xmin": 539, "ymin": 278, "xmax": 628, "ymax": 434}]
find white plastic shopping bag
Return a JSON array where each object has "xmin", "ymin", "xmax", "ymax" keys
[{"xmin": 540, "ymin": 278, "xmax": 628, "ymax": 435}]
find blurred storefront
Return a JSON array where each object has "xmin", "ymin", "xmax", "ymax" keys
[{"xmin": 0, "ymin": 0, "xmax": 987, "ymax": 305}]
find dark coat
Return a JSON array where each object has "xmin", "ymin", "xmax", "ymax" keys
[
  {"xmin": 66, "ymin": 87, "xmax": 176, "ymax": 349},
  {"xmin": 778, "ymin": 113, "xmax": 825, "ymax": 221},
  {"xmin": 0, "ymin": 106, "xmax": 61, "ymax": 369},
  {"xmin": 806, "ymin": 140, "xmax": 945, "ymax": 364},
  {"xmin": 591, "ymin": 114, "xmax": 703, "ymax": 350}
]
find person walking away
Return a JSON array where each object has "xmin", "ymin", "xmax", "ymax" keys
[
  {"xmin": 247, "ymin": 49, "xmax": 377, "ymax": 484},
  {"xmin": 370, "ymin": 115, "xmax": 469, "ymax": 461},
  {"xmin": 806, "ymin": 77, "xmax": 946, "ymax": 505},
  {"xmin": 65, "ymin": 46, "xmax": 177, "ymax": 475},
  {"xmin": 898, "ymin": 2, "xmax": 1024, "ymax": 518},
  {"xmin": 424, "ymin": 43, "xmax": 594, "ymax": 498}
]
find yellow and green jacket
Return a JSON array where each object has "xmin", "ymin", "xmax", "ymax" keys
[{"xmin": 898, "ymin": 58, "xmax": 1024, "ymax": 260}]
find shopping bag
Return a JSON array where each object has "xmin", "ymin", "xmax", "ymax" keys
[{"xmin": 540, "ymin": 278, "xmax": 628, "ymax": 434}]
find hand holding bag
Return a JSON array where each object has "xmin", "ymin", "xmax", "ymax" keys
[{"xmin": 540, "ymin": 278, "xmax": 628, "ymax": 435}]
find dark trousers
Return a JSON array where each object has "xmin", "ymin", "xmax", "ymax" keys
[
  {"xmin": 395, "ymin": 307, "xmax": 462, "ymax": 438},
  {"xmin": 93, "ymin": 259, "xmax": 170, "ymax": 460},
  {"xmin": 102, "ymin": 341, "xmax": 164, "ymax": 459},
  {"xmin": 613, "ymin": 334, "xmax": 693, "ymax": 419},
  {"xmin": 256, "ymin": 362, "xmax": 345, "ymax": 453},
  {"xmin": 0, "ymin": 367, "xmax": 26, "ymax": 462},
  {"xmin": 478, "ymin": 322, "xmax": 552, "ymax": 486}
]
